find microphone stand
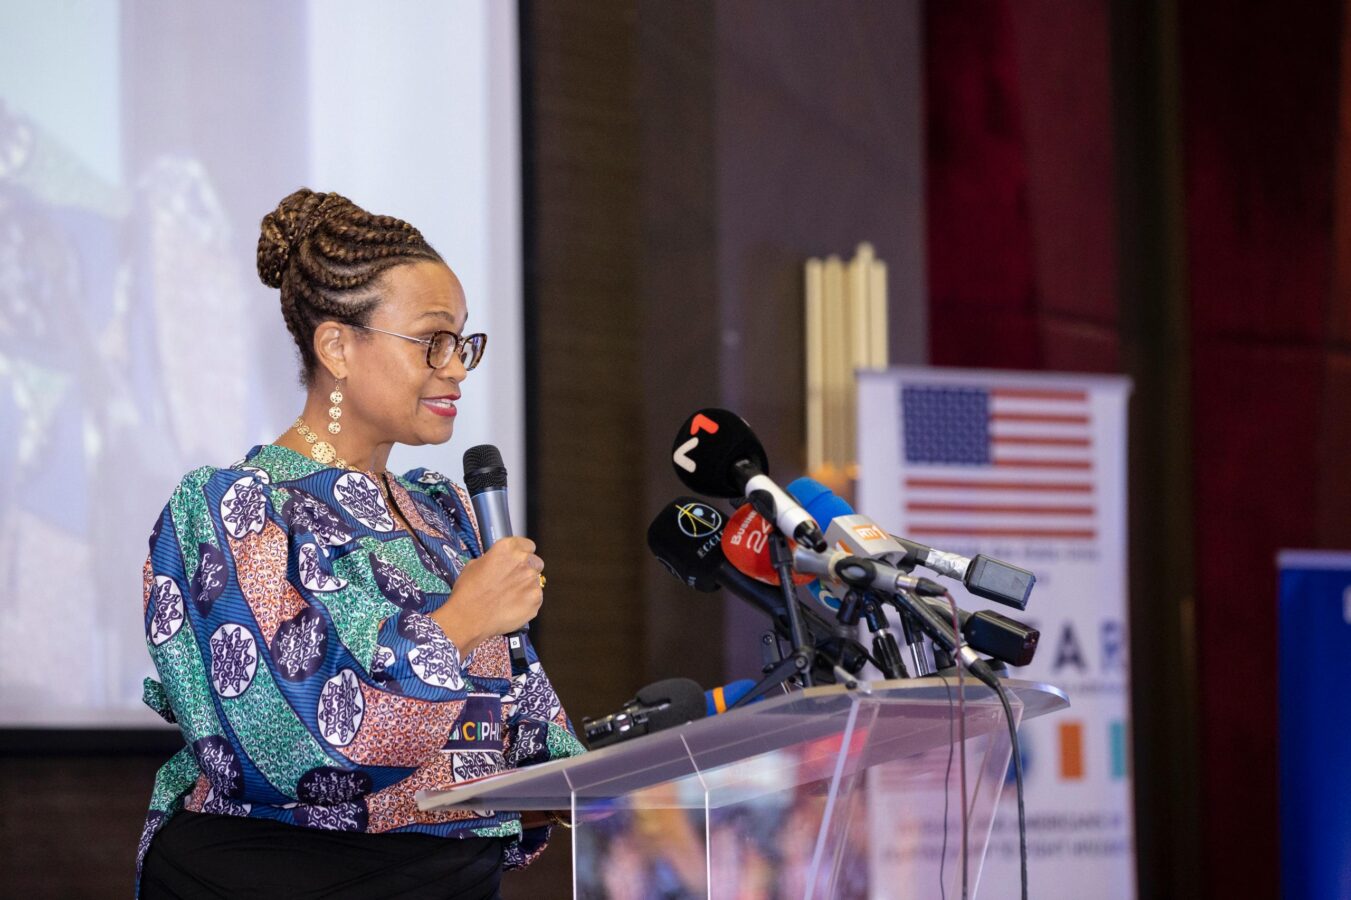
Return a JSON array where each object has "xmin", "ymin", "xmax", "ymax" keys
[
  {"xmin": 769, "ymin": 530, "xmax": 812, "ymax": 685},
  {"xmin": 835, "ymin": 589, "xmax": 907, "ymax": 680},
  {"xmin": 728, "ymin": 530, "xmax": 817, "ymax": 710},
  {"xmin": 894, "ymin": 608, "xmax": 937, "ymax": 677}
]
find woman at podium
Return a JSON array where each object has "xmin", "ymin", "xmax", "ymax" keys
[{"xmin": 135, "ymin": 189, "xmax": 584, "ymax": 897}]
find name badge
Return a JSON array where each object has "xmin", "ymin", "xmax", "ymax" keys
[{"xmin": 441, "ymin": 693, "xmax": 503, "ymax": 750}]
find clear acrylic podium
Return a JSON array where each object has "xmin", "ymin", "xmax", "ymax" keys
[{"xmin": 418, "ymin": 677, "xmax": 1068, "ymax": 899}]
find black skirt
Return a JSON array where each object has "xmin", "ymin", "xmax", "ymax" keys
[{"xmin": 140, "ymin": 811, "xmax": 506, "ymax": 899}]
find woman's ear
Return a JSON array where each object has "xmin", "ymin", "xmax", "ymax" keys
[{"xmin": 313, "ymin": 321, "xmax": 349, "ymax": 381}]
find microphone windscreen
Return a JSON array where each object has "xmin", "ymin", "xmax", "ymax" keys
[
  {"xmin": 634, "ymin": 678, "xmax": 707, "ymax": 731},
  {"xmin": 720, "ymin": 503, "xmax": 814, "ymax": 587},
  {"xmin": 705, "ymin": 679, "xmax": 760, "ymax": 715},
  {"xmin": 646, "ymin": 498, "xmax": 729, "ymax": 592},
  {"xmin": 671, "ymin": 408, "xmax": 768, "ymax": 497},
  {"xmin": 786, "ymin": 476, "xmax": 854, "ymax": 527},
  {"xmin": 463, "ymin": 445, "xmax": 507, "ymax": 493}
]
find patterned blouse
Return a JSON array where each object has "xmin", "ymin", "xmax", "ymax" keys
[{"xmin": 137, "ymin": 443, "xmax": 584, "ymax": 887}]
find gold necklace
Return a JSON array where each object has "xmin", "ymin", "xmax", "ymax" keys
[{"xmin": 294, "ymin": 417, "xmax": 350, "ymax": 469}]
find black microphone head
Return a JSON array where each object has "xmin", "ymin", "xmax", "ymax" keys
[
  {"xmin": 463, "ymin": 444, "xmax": 507, "ymax": 494},
  {"xmin": 670, "ymin": 408, "xmax": 768, "ymax": 498},
  {"xmin": 633, "ymin": 678, "xmax": 706, "ymax": 731},
  {"xmin": 965, "ymin": 555, "xmax": 1036, "ymax": 610},
  {"xmin": 964, "ymin": 609, "xmax": 1040, "ymax": 668},
  {"xmin": 647, "ymin": 498, "xmax": 729, "ymax": 592},
  {"xmin": 646, "ymin": 498, "xmax": 870, "ymax": 683}
]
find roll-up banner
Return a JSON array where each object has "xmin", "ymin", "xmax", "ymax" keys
[{"xmin": 858, "ymin": 367, "xmax": 1135, "ymax": 899}]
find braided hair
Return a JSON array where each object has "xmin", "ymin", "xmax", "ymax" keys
[{"xmin": 257, "ymin": 188, "xmax": 443, "ymax": 382}]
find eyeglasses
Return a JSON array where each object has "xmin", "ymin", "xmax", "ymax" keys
[{"xmin": 353, "ymin": 324, "xmax": 487, "ymax": 371}]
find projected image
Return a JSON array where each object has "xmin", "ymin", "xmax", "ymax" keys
[
  {"xmin": 0, "ymin": 1, "xmax": 521, "ymax": 727},
  {"xmin": 0, "ymin": 94, "xmax": 261, "ymax": 723}
]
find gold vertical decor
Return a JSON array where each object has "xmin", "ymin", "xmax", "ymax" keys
[{"xmin": 804, "ymin": 243, "xmax": 889, "ymax": 495}]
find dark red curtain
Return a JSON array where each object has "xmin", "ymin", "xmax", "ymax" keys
[{"xmin": 926, "ymin": 0, "xmax": 1351, "ymax": 896}]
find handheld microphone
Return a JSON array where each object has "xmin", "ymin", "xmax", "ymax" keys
[
  {"xmin": 463, "ymin": 445, "xmax": 513, "ymax": 547},
  {"xmin": 787, "ymin": 477, "xmax": 1036, "ymax": 610},
  {"xmin": 462, "ymin": 445, "xmax": 529, "ymax": 671},
  {"xmin": 670, "ymin": 409, "xmax": 827, "ymax": 552},
  {"xmin": 646, "ymin": 498, "xmax": 869, "ymax": 679}
]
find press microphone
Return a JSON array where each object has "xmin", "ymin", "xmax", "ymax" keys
[
  {"xmin": 784, "ymin": 478, "xmax": 923, "ymax": 589},
  {"xmin": 915, "ymin": 597, "xmax": 1040, "ymax": 668},
  {"xmin": 782, "ymin": 479, "xmax": 935, "ymax": 676},
  {"xmin": 582, "ymin": 678, "xmax": 706, "ymax": 749},
  {"xmin": 793, "ymin": 546, "xmax": 999, "ymax": 688},
  {"xmin": 582, "ymin": 677, "xmax": 768, "ymax": 749},
  {"xmin": 706, "ymin": 679, "xmax": 762, "ymax": 714},
  {"xmin": 720, "ymin": 503, "xmax": 815, "ymax": 588},
  {"xmin": 898, "ymin": 538, "xmax": 1036, "ymax": 611},
  {"xmin": 787, "ymin": 477, "xmax": 1036, "ymax": 610},
  {"xmin": 728, "ymin": 492, "xmax": 942, "ymax": 675},
  {"xmin": 791, "ymin": 547, "xmax": 946, "ymax": 599},
  {"xmin": 646, "ymin": 498, "xmax": 869, "ymax": 679},
  {"xmin": 670, "ymin": 409, "xmax": 827, "ymax": 552},
  {"xmin": 462, "ymin": 445, "xmax": 529, "ymax": 671}
]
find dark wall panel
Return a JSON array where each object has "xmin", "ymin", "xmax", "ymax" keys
[
  {"xmin": 0, "ymin": 753, "xmax": 164, "ymax": 896},
  {"xmin": 635, "ymin": 0, "xmax": 730, "ymax": 688},
  {"xmin": 706, "ymin": 0, "xmax": 926, "ymax": 673},
  {"xmin": 522, "ymin": 0, "xmax": 644, "ymax": 718},
  {"xmin": 529, "ymin": 0, "xmax": 927, "ymax": 693}
]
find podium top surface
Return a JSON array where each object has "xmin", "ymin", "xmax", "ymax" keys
[{"xmin": 418, "ymin": 676, "xmax": 1067, "ymax": 812}]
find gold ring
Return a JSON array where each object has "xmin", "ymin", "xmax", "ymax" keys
[{"xmin": 538, "ymin": 574, "xmax": 547, "ymax": 589}]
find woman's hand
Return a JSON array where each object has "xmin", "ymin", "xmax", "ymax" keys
[{"xmin": 431, "ymin": 536, "xmax": 544, "ymax": 654}]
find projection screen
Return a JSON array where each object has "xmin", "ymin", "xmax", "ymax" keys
[{"xmin": 0, "ymin": 0, "xmax": 524, "ymax": 727}]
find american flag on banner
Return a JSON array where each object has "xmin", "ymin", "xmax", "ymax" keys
[{"xmin": 899, "ymin": 384, "xmax": 1096, "ymax": 541}]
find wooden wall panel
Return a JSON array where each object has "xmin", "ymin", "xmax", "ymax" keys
[
  {"xmin": 707, "ymin": 0, "xmax": 926, "ymax": 672},
  {"xmin": 515, "ymin": 2, "xmax": 644, "ymax": 892},
  {"xmin": 521, "ymin": 0, "xmax": 644, "ymax": 717}
]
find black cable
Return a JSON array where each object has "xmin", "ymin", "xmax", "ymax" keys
[
  {"xmin": 938, "ymin": 672, "xmax": 955, "ymax": 900},
  {"xmin": 994, "ymin": 680, "xmax": 1029, "ymax": 900}
]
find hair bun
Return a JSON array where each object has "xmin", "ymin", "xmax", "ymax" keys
[{"xmin": 256, "ymin": 188, "xmax": 338, "ymax": 288}]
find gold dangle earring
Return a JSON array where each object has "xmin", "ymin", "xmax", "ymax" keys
[
  {"xmin": 328, "ymin": 380, "xmax": 344, "ymax": 435},
  {"xmin": 293, "ymin": 378, "xmax": 348, "ymax": 468}
]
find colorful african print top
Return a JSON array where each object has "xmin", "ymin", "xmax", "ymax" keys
[{"xmin": 136, "ymin": 443, "xmax": 584, "ymax": 888}]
